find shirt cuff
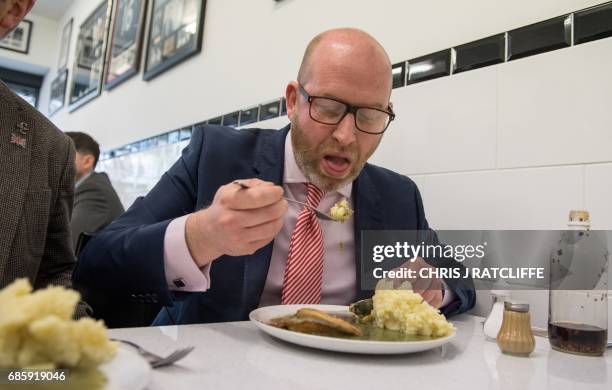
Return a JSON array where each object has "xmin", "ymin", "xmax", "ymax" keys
[
  {"xmin": 440, "ymin": 280, "xmax": 455, "ymax": 308},
  {"xmin": 163, "ymin": 215, "xmax": 211, "ymax": 292}
]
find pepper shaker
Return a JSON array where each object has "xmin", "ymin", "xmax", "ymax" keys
[{"xmin": 496, "ymin": 301, "xmax": 535, "ymax": 356}]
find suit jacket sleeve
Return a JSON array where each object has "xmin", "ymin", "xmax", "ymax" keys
[
  {"xmin": 413, "ymin": 185, "xmax": 476, "ymax": 317},
  {"xmin": 73, "ymin": 129, "xmax": 205, "ymax": 306},
  {"xmin": 35, "ymin": 138, "xmax": 78, "ymax": 291}
]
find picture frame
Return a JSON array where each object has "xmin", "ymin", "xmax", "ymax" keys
[
  {"xmin": 57, "ymin": 19, "xmax": 73, "ymax": 71},
  {"xmin": 104, "ymin": 0, "xmax": 148, "ymax": 90},
  {"xmin": 68, "ymin": 1, "xmax": 113, "ymax": 112},
  {"xmin": 143, "ymin": 0, "xmax": 206, "ymax": 81},
  {"xmin": 0, "ymin": 20, "xmax": 33, "ymax": 54},
  {"xmin": 48, "ymin": 69, "xmax": 68, "ymax": 116}
]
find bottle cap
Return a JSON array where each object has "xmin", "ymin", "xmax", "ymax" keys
[
  {"xmin": 569, "ymin": 210, "xmax": 590, "ymax": 222},
  {"xmin": 504, "ymin": 301, "xmax": 529, "ymax": 312},
  {"xmin": 491, "ymin": 290, "xmax": 510, "ymax": 298}
]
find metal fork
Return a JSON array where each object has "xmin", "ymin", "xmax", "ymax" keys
[
  {"xmin": 111, "ymin": 338, "xmax": 194, "ymax": 368},
  {"xmin": 233, "ymin": 180, "xmax": 335, "ymax": 221}
]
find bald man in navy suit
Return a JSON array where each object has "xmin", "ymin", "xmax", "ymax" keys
[{"xmin": 75, "ymin": 28, "xmax": 475, "ymax": 325}]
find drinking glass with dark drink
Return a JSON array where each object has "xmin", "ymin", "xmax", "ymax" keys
[{"xmin": 548, "ymin": 211, "xmax": 608, "ymax": 356}]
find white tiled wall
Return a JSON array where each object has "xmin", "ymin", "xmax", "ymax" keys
[
  {"xmin": 498, "ymin": 39, "xmax": 612, "ymax": 168},
  {"xmin": 372, "ymin": 67, "xmax": 498, "ymax": 174},
  {"xmin": 422, "ymin": 166, "xmax": 584, "ymax": 230},
  {"xmin": 585, "ymin": 163, "xmax": 612, "ymax": 230}
]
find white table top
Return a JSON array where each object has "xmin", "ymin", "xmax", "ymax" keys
[{"xmin": 108, "ymin": 314, "xmax": 610, "ymax": 390}]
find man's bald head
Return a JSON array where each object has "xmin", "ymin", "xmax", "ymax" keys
[{"xmin": 297, "ymin": 28, "xmax": 392, "ymax": 90}]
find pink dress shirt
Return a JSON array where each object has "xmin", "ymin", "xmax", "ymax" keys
[{"xmin": 163, "ymin": 130, "xmax": 453, "ymax": 307}]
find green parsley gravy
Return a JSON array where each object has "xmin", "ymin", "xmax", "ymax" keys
[{"xmin": 336, "ymin": 323, "xmax": 440, "ymax": 342}]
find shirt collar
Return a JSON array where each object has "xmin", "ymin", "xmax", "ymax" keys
[
  {"xmin": 283, "ymin": 129, "xmax": 352, "ymax": 198},
  {"xmin": 75, "ymin": 171, "xmax": 93, "ymax": 188}
]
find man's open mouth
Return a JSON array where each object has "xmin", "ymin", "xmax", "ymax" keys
[{"xmin": 322, "ymin": 155, "xmax": 352, "ymax": 177}]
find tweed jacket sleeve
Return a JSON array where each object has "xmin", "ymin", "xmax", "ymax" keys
[{"xmin": 34, "ymin": 138, "xmax": 77, "ymax": 290}]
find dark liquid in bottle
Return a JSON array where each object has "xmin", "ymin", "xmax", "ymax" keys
[{"xmin": 548, "ymin": 322, "xmax": 607, "ymax": 356}]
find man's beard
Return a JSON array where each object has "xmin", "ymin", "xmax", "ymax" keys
[{"xmin": 291, "ymin": 123, "xmax": 370, "ymax": 192}]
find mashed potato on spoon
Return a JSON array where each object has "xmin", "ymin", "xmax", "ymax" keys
[{"xmin": 329, "ymin": 198, "xmax": 353, "ymax": 222}]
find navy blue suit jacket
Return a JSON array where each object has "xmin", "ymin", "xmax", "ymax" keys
[{"xmin": 74, "ymin": 125, "xmax": 475, "ymax": 325}]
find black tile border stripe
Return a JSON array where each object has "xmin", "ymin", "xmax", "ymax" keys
[
  {"xmin": 575, "ymin": 2, "xmax": 612, "ymax": 44},
  {"xmin": 407, "ymin": 49, "xmax": 451, "ymax": 85},
  {"xmin": 239, "ymin": 107, "xmax": 259, "ymax": 126},
  {"xmin": 99, "ymin": 1, "xmax": 612, "ymax": 161},
  {"xmin": 221, "ymin": 111, "xmax": 240, "ymax": 127},
  {"xmin": 391, "ymin": 62, "xmax": 405, "ymax": 89},
  {"xmin": 507, "ymin": 14, "xmax": 572, "ymax": 61},
  {"xmin": 453, "ymin": 34, "xmax": 505, "ymax": 74}
]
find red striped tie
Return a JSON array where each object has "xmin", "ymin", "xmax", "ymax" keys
[{"xmin": 281, "ymin": 183, "xmax": 325, "ymax": 304}]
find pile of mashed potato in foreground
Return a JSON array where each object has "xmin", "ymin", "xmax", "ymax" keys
[
  {"xmin": 0, "ymin": 279, "xmax": 117, "ymax": 369},
  {"xmin": 371, "ymin": 280, "xmax": 455, "ymax": 337}
]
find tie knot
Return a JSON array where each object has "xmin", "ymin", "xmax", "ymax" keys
[{"xmin": 305, "ymin": 183, "xmax": 325, "ymax": 208}]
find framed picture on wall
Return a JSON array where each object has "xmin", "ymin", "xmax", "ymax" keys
[
  {"xmin": 48, "ymin": 69, "xmax": 68, "ymax": 116},
  {"xmin": 143, "ymin": 0, "xmax": 206, "ymax": 81},
  {"xmin": 57, "ymin": 19, "xmax": 73, "ymax": 70},
  {"xmin": 0, "ymin": 20, "xmax": 32, "ymax": 54},
  {"xmin": 68, "ymin": 1, "xmax": 113, "ymax": 111},
  {"xmin": 105, "ymin": 0, "xmax": 148, "ymax": 90}
]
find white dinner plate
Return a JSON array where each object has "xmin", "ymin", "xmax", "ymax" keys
[
  {"xmin": 100, "ymin": 344, "xmax": 151, "ymax": 390},
  {"xmin": 250, "ymin": 304, "xmax": 456, "ymax": 354}
]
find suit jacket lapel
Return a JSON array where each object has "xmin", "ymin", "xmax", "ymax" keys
[
  {"xmin": 242, "ymin": 126, "xmax": 289, "ymax": 310},
  {"xmin": 0, "ymin": 89, "xmax": 34, "ymax": 275},
  {"xmin": 353, "ymin": 165, "xmax": 384, "ymax": 300},
  {"xmin": 252, "ymin": 125, "xmax": 289, "ymax": 185}
]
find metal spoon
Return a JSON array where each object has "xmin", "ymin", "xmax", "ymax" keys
[{"xmin": 233, "ymin": 180, "xmax": 335, "ymax": 221}]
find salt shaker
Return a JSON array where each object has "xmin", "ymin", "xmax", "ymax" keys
[
  {"xmin": 483, "ymin": 290, "xmax": 509, "ymax": 340},
  {"xmin": 496, "ymin": 301, "xmax": 535, "ymax": 356}
]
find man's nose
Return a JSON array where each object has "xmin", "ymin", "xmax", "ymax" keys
[{"xmin": 332, "ymin": 113, "xmax": 357, "ymax": 146}]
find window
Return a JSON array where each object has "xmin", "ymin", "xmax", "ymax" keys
[{"xmin": 0, "ymin": 67, "xmax": 43, "ymax": 108}]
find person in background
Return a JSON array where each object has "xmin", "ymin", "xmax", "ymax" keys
[
  {"xmin": 65, "ymin": 132, "xmax": 124, "ymax": 250},
  {"xmin": 75, "ymin": 28, "xmax": 475, "ymax": 325},
  {"xmin": 0, "ymin": 0, "xmax": 87, "ymax": 316}
]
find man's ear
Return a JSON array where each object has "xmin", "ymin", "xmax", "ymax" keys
[
  {"xmin": 0, "ymin": 0, "xmax": 33, "ymax": 31},
  {"xmin": 83, "ymin": 154, "xmax": 96, "ymax": 171},
  {"xmin": 285, "ymin": 82, "xmax": 298, "ymax": 121}
]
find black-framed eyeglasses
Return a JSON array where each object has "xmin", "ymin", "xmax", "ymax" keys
[{"xmin": 297, "ymin": 84, "xmax": 395, "ymax": 135}]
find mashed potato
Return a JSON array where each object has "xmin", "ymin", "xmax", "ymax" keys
[
  {"xmin": 330, "ymin": 199, "xmax": 353, "ymax": 222},
  {"xmin": 0, "ymin": 279, "xmax": 117, "ymax": 369},
  {"xmin": 371, "ymin": 280, "xmax": 454, "ymax": 337}
]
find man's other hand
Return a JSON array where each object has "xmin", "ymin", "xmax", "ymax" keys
[{"xmin": 390, "ymin": 257, "xmax": 444, "ymax": 308}]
